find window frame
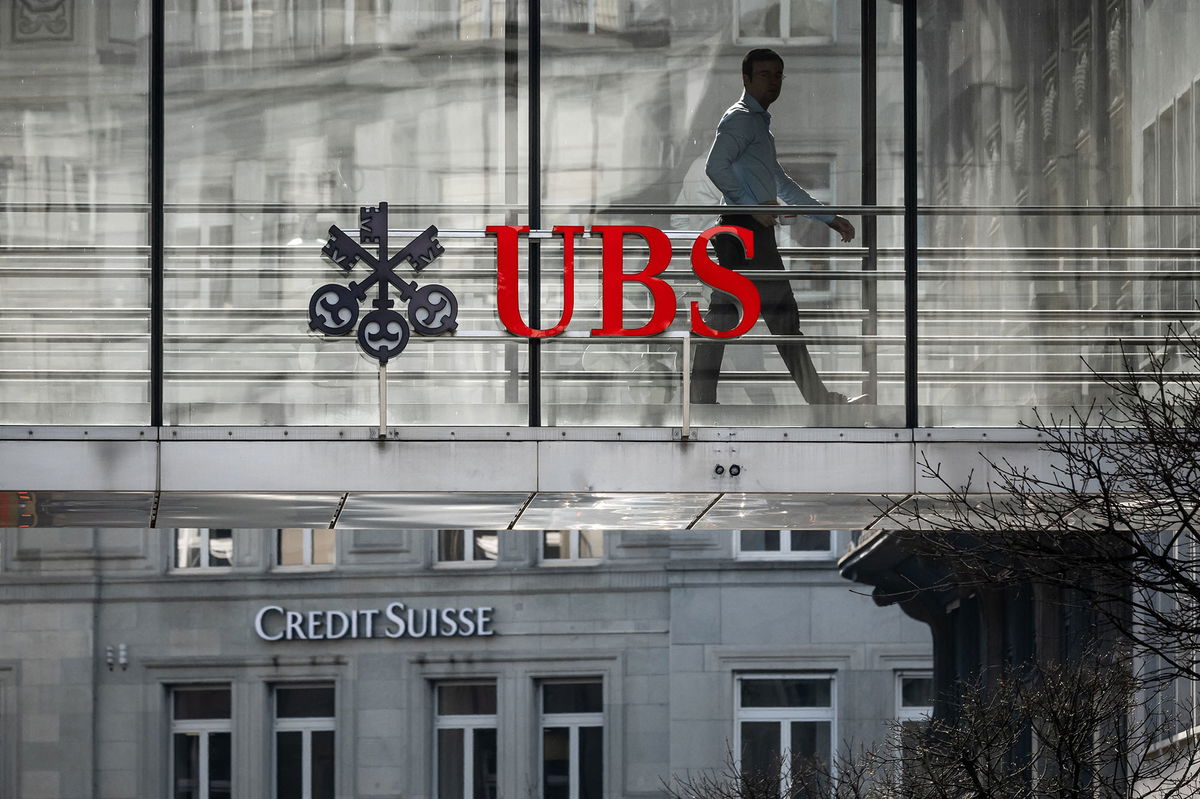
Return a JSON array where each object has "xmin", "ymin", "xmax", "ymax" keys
[
  {"xmin": 539, "ymin": 679, "xmax": 605, "ymax": 799},
  {"xmin": 273, "ymin": 683, "xmax": 336, "ymax": 799},
  {"xmin": 172, "ymin": 529, "xmax": 234, "ymax": 572},
  {"xmin": 276, "ymin": 528, "xmax": 336, "ymax": 571},
  {"xmin": 541, "ymin": 530, "xmax": 604, "ymax": 565},
  {"xmin": 733, "ymin": 0, "xmax": 838, "ymax": 46},
  {"xmin": 434, "ymin": 680, "xmax": 499, "ymax": 799},
  {"xmin": 169, "ymin": 685, "xmax": 233, "ymax": 799},
  {"xmin": 436, "ymin": 530, "xmax": 500, "ymax": 568},
  {"xmin": 734, "ymin": 673, "xmax": 837, "ymax": 793},
  {"xmin": 735, "ymin": 530, "xmax": 837, "ymax": 560},
  {"xmin": 895, "ymin": 671, "xmax": 934, "ymax": 723}
]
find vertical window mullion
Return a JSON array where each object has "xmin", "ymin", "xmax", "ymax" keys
[
  {"xmin": 303, "ymin": 529, "xmax": 314, "ymax": 566},
  {"xmin": 303, "ymin": 728, "xmax": 313, "ymax": 799},
  {"xmin": 200, "ymin": 732, "xmax": 210, "ymax": 799},
  {"xmin": 568, "ymin": 725, "xmax": 579, "ymax": 799},
  {"xmin": 779, "ymin": 719, "xmax": 791, "ymax": 795},
  {"xmin": 464, "ymin": 726, "xmax": 475, "ymax": 799}
]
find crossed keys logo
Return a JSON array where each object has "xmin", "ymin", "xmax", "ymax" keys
[{"xmin": 307, "ymin": 202, "xmax": 459, "ymax": 364}]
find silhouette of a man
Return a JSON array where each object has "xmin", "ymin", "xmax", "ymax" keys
[{"xmin": 690, "ymin": 48, "xmax": 861, "ymax": 406}]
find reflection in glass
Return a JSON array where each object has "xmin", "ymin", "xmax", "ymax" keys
[
  {"xmin": 739, "ymin": 721, "xmax": 779, "ymax": 783},
  {"xmin": 312, "ymin": 730, "xmax": 335, "ymax": 799},
  {"xmin": 276, "ymin": 731, "xmax": 302, "ymax": 799},
  {"xmin": 578, "ymin": 726, "xmax": 603, "ymax": 799},
  {"xmin": 543, "ymin": 727, "xmax": 570, "ymax": 799},
  {"xmin": 741, "ymin": 678, "xmax": 832, "ymax": 708},
  {"xmin": 439, "ymin": 728, "xmax": 465, "ymax": 799},
  {"xmin": 0, "ymin": 0, "xmax": 151, "ymax": 425},
  {"xmin": 474, "ymin": 728, "xmax": 498, "ymax": 799},
  {"xmin": 173, "ymin": 732, "xmax": 200, "ymax": 799},
  {"xmin": 544, "ymin": 682, "xmax": 603, "ymax": 715},
  {"xmin": 439, "ymin": 684, "xmax": 498, "ymax": 717}
]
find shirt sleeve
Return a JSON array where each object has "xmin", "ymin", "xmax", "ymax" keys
[
  {"xmin": 774, "ymin": 162, "xmax": 834, "ymax": 224},
  {"xmin": 704, "ymin": 113, "xmax": 753, "ymax": 206}
]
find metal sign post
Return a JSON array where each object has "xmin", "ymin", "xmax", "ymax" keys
[{"xmin": 306, "ymin": 202, "xmax": 459, "ymax": 436}]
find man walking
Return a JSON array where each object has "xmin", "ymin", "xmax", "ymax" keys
[{"xmin": 690, "ymin": 48, "xmax": 862, "ymax": 406}]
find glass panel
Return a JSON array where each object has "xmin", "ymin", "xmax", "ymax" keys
[
  {"xmin": 790, "ymin": 721, "xmax": 830, "ymax": 795},
  {"xmin": 577, "ymin": 530, "xmax": 603, "ymax": 559},
  {"xmin": 473, "ymin": 728, "xmax": 499, "ymax": 799},
  {"xmin": 440, "ymin": 530, "xmax": 466, "ymax": 562},
  {"xmin": 789, "ymin": 530, "xmax": 832, "ymax": 552},
  {"xmin": 472, "ymin": 531, "xmax": 499, "ymax": 562},
  {"xmin": 438, "ymin": 728, "xmax": 465, "ymax": 799},
  {"xmin": 209, "ymin": 731, "xmax": 232, "ymax": 799},
  {"xmin": 312, "ymin": 528, "xmax": 336, "ymax": 565},
  {"xmin": 543, "ymin": 531, "xmax": 564, "ymax": 560},
  {"xmin": 578, "ymin": 726, "xmax": 603, "ymax": 799},
  {"xmin": 791, "ymin": 720, "xmax": 831, "ymax": 762},
  {"xmin": 542, "ymin": 727, "xmax": 570, "ymax": 799},
  {"xmin": 539, "ymin": 2, "xmax": 885, "ymax": 430},
  {"xmin": 739, "ymin": 721, "xmax": 780, "ymax": 784},
  {"xmin": 0, "ymin": 0, "xmax": 150, "ymax": 425},
  {"xmin": 741, "ymin": 678, "xmax": 831, "ymax": 708},
  {"xmin": 915, "ymin": 1, "xmax": 1195, "ymax": 426},
  {"xmin": 278, "ymin": 529, "xmax": 306, "ymax": 566},
  {"xmin": 742, "ymin": 530, "xmax": 781, "ymax": 552},
  {"xmin": 739, "ymin": 0, "xmax": 782, "ymax": 39},
  {"xmin": 164, "ymin": 3, "xmax": 526, "ymax": 426},
  {"xmin": 544, "ymin": 682, "xmax": 602, "ymax": 714},
  {"xmin": 173, "ymin": 732, "xmax": 201, "ymax": 799},
  {"xmin": 174, "ymin": 687, "xmax": 232, "ymax": 720},
  {"xmin": 176, "ymin": 530, "xmax": 204, "ymax": 569},
  {"xmin": 207, "ymin": 530, "xmax": 233, "ymax": 567},
  {"xmin": 901, "ymin": 676, "xmax": 935, "ymax": 708},
  {"xmin": 312, "ymin": 730, "xmax": 336, "ymax": 799},
  {"xmin": 789, "ymin": 0, "xmax": 835, "ymax": 40},
  {"xmin": 277, "ymin": 686, "xmax": 335, "ymax": 718},
  {"xmin": 439, "ymin": 684, "xmax": 497, "ymax": 716},
  {"xmin": 276, "ymin": 731, "xmax": 302, "ymax": 799}
]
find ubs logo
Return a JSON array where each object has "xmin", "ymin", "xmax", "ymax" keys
[{"xmin": 307, "ymin": 201, "xmax": 459, "ymax": 364}]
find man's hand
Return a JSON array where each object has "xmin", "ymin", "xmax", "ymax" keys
[
  {"xmin": 828, "ymin": 215, "xmax": 855, "ymax": 242},
  {"xmin": 754, "ymin": 199, "xmax": 780, "ymax": 228}
]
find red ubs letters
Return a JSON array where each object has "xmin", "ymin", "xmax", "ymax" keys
[{"xmin": 489, "ymin": 225, "xmax": 761, "ymax": 339}]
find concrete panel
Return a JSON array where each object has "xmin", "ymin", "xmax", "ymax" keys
[{"xmin": 0, "ymin": 441, "xmax": 156, "ymax": 491}]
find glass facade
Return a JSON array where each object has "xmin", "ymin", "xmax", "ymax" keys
[{"xmin": 2, "ymin": 1, "xmax": 1196, "ymax": 428}]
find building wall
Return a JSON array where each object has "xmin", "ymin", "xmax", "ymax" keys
[{"xmin": 0, "ymin": 529, "xmax": 930, "ymax": 799}]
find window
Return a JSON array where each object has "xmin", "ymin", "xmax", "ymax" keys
[
  {"xmin": 542, "ymin": 531, "xmax": 603, "ymax": 562},
  {"xmin": 736, "ymin": 675, "xmax": 835, "ymax": 794},
  {"xmin": 540, "ymin": 680, "xmax": 603, "ymax": 799},
  {"xmin": 171, "ymin": 686, "xmax": 232, "ymax": 799},
  {"xmin": 278, "ymin": 529, "xmax": 336, "ymax": 568},
  {"xmin": 435, "ymin": 682, "xmax": 498, "ymax": 799},
  {"xmin": 275, "ymin": 685, "xmax": 335, "ymax": 799},
  {"xmin": 896, "ymin": 673, "xmax": 934, "ymax": 723},
  {"xmin": 438, "ymin": 531, "xmax": 499, "ymax": 565},
  {"xmin": 737, "ymin": 531, "xmax": 835, "ymax": 559},
  {"xmin": 175, "ymin": 530, "xmax": 233, "ymax": 570},
  {"xmin": 735, "ymin": 0, "xmax": 836, "ymax": 44}
]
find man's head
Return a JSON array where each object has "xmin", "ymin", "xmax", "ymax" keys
[{"xmin": 741, "ymin": 48, "xmax": 784, "ymax": 108}]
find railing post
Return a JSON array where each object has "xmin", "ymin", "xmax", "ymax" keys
[
  {"xmin": 903, "ymin": 0, "xmax": 919, "ymax": 428},
  {"xmin": 149, "ymin": 0, "xmax": 165, "ymax": 427},
  {"xmin": 681, "ymin": 330, "xmax": 692, "ymax": 440}
]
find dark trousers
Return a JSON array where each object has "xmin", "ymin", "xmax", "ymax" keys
[{"xmin": 690, "ymin": 215, "xmax": 837, "ymax": 404}]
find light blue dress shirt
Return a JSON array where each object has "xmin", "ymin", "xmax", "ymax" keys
[{"xmin": 704, "ymin": 91, "xmax": 833, "ymax": 224}]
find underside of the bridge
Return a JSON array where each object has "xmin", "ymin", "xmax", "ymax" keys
[{"xmin": 0, "ymin": 426, "xmax": 1059, "ymax": 529}]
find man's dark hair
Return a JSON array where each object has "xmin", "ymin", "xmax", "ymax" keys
[{"xmin": 742, "ymin": 48, "xmax": 784, "ymax": 78}]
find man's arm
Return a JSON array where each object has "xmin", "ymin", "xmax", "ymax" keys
[
  {"xmin": 704, "ymin": 114, "xmax": 752, "ymax": 206},
  {"xmin": 773, "ymin": 162, "xmax": 855, "ymax": 241}
]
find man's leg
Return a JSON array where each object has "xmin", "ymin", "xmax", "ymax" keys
[
  {"xmin": 689, "ymin": 227, "xmax": 751, "ymax": 404},
  {"xmin": 751, "ymin": 227, "xmax": 844, "ymax": 404}
]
